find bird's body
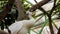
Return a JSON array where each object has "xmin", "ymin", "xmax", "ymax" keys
[
  {"xmin": 4, "ymin": 17, "xmax": 35, "ymax": 34},
  {"xmin": 4, "ymin": 11, "xmax": 35, "ymax": 34}
]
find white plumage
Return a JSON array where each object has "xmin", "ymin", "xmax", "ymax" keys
[{"xmin": 4, "ymin": 11, "xmax": 35, "ymax": 34}]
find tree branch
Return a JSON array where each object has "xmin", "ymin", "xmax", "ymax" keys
[
  {"xmin": 50, "ymin": 3, "xmax": 60, "ymax": 15},
  {"xmin": 50, "ymin": 0, "xmax": 56, "ymax": 15},
  {"xmin": 38, "ymin": 7, "xmax": 49, "ymax": 15},
  {"xmin": 29, "ymin": 0, "xmax": 51, "ymax": 12},
  {"xmin": 34, "ymin": 0, "xmax": 37, "ymax": 3}
]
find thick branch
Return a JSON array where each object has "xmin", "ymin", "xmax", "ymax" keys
[
  {"xmin": 29, "ymin": 0, "xmax": 51, "ymax": 12},
  {"xmin": 15, "ymin": 0, "xmax": 29, "ymax": 21}
]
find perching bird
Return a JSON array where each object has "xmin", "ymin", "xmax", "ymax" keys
[{"xmin": 4, "ymin": 11, "xmax": 35, "ymax": 34}]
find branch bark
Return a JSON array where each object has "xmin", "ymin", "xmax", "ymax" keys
[
  {"xmin": 15, "ymin": 0, "xmax": 29, "ymax": 21},
  {"xmin": 29, "ymin": 0, "xmax": 51, "ymax": 12}
]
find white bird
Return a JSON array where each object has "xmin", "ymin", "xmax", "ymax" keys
[{"xmin": 4, "ymin": 11, "xmax": 35, "ymax": 34}]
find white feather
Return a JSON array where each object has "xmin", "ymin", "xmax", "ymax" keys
[{"xmin": 4, "ymin": 11, "xmax": 35, "ymax": 34}]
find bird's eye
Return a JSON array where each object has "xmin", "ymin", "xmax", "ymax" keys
[{"xmin": 5, "ymin": 17, "xmax": 7, "ymax": 20}]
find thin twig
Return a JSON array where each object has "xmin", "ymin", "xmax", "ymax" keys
[
  {"xmin": 50, "ymin": 0, "xmax": 57, "ymax": 15},
  {"xmin": 49, "ymin": 3, "xmax": 60, "ymax": 15},
  {"xmin": 35, "ymin": 15, "xmax": 43, "ymax": 23},
  {"xmin": 52, "ymin": 21, "xmax": 59, "ymax": 30},
  {"xmin": 34, "ymin": 0, "xmax": 37, "ymax": 3}
]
